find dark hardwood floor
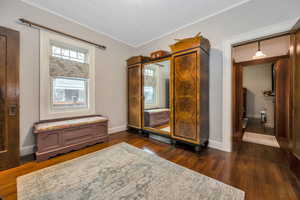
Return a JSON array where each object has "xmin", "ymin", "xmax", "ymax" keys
[{"xmin": 0, "ymin": 131, "xmax": 299, "ymax": 200}]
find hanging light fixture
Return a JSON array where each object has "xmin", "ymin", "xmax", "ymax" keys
[{"xmin": 253, "ymin": 41, "xmax": 266, "ymax": 59}]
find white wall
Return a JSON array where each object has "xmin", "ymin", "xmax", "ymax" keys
[
  {"xmin": 0, "ymin": 0, "xmax": 135, "ymax": 156},
  {"xmin": 134, "ymin": 0, "xmax": 300, "ymax": 145},
  {"xmin": 243, "ymin": 64, "xmax": 274, "ymax": 128}
]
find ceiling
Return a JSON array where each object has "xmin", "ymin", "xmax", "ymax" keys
[{"xmin": 22, "ymin": 0, "xmax": 250, "ymax": 47}]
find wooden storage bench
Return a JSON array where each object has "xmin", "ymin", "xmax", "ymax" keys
[{"xmin": 33, "ymin": 115, "xmax": 108, "ymax": 162}]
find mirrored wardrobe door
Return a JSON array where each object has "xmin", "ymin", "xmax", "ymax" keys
[{"xmin": 143, "ymin": 59, "xmax": 171, "ymax": 135}]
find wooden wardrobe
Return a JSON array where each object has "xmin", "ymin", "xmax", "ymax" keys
[{"xmin": 127, "ymin": 35, "xmax": 210, "ymax": 149}]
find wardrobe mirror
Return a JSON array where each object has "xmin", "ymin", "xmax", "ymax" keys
[{"xmin": 143, "ymin": 59, "xmax": 170, "ymax": 134}]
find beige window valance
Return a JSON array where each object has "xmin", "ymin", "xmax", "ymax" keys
[{"xmin": 49, "ymin": 56, "xmax": 89, "ymax": 79}]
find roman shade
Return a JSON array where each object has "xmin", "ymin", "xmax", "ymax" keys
[
  {"xmin": 144, "ymin": 67, "xmax": 157, "ymax": 87},
  {"xmin": 49, "ymin": 56, "xmax": 89, "ymax": 79}
]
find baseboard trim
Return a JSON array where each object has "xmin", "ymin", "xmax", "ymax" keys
[
  {"xmin": 20, "ymin": 145, "xmax": 35, "ymax": 157},
  {"xmin": 208, "ymin": 139, "xmax": 225, "ymax": 151},
  {"xmin": 108, "ymin": 125, "xmax": 127, "ymax": 134}
]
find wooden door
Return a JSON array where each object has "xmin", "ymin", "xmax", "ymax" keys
[
  {"xmin": 292, "ymin": 29, "xmax": 300, "ymax": 157},
  {"xmin": 232, "ymin": 63, "xmax": 244, "ymax": 137},
  {"xmin": 172, "ymin": 50, "xmax": 199, "ymax": 143},
  {"xmin": 237, "ymin": 66, "xmax": 244, "ymax": 136},
  {"xmin": 275, "ymin": 58, "xmax": 290, "ymax": 140},
  {"xmin": 128, "ymin": 64, "xmax": 142, "ymax": 128},
  {"xmin": 0, "ymin": 27, "xmax": 20, "ymax": 171}
]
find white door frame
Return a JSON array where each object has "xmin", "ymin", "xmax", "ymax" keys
[{"xmin": 221, "ymin": 18, "xmax": 298, "ymax": 152}]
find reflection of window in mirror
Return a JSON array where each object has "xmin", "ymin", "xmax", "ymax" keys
[
  {"xmin": 144, "ymin": 68, "xmax": 154, "ymax": 76},
  {"xmin": 143, "ymin": 60, "xmax": 171, "ymax": 133},
  {"xmin": 144, "ymin": 66, "xmax": 158, "ymax": 108},
  {"xmin": 144, "ymin": 86, "xmax": 155, "ymax": 105}
]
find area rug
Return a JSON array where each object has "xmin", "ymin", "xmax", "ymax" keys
[
  {"xmin": 17, "ymin": 142, "xmax": 245, "ymax": 200},
  {"xmin": 242, "ymin": 132, "xmax": 280, "ymax": 148}
]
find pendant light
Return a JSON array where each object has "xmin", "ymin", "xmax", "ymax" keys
[{"xmin": 253, "ymin": 41, "xmax": 266, "ymax": 59}]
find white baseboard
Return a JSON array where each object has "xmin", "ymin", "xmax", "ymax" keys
[
  {"xmin": 108, "ymin": 125, "xmax": 127, "ymax": 134},
  {"xmin": 208, "ymin": 139, "xmax": 225, "ymax": 151},
  {"xmin": 20, "ymin": 145, "xmax": 35, "ymax": 156}
]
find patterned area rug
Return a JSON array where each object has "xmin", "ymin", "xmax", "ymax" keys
[{"xmin": 17, "ymin": 143, "xmax": 245, "ymax": 200}]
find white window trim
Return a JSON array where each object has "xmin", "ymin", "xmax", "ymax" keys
[
  {"xmin": 40, "ymin": 30, "xmax": 96, "ymax": 120},
  {"xmin": 144, "ymin": 86, "xmax": 157, "ymax": 109},
  {"xmin": 144, "ymin": 68, "xmax": 160, "ymax": 109}
]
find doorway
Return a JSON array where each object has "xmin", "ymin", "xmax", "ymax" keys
[
  {"xmin": 233, "ymin": 55, "xmax": 291, "ymax": 148},
  {"xmin": 0, "ymin": 26, "xmax": 20, "ymax": 171},
  {"xmin": 243, "ymin": 62, "xmax": 275, "ymax": 136}
]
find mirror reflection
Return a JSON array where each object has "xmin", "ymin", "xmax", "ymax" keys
[{"xmin": 143, "ymin": 60, "xmax": 170, "ymax": 133}]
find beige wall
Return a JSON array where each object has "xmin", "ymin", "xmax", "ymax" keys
[
  {"xmin": 0, "ymin": 0, "xmax": 135, "ymax": 155},
  {"xmin": 243, "ymin": 64, "xmax": 275, "ymax": 128},
  {"xmin": 233, "ymin": 36, "xmax": 290, "ymax": 62}
]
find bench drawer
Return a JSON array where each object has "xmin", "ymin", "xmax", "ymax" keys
[
  {"xmin": 37, "ymin": 131, "xmax": 61, "ymax": 152},
  {"xmin": 62, "ymin": 124, "xmax": 107, "ymax": 146}
]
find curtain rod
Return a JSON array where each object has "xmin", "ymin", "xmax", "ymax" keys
[{"xmin": 19, "ymin": 18, "xmax": 106, "ymax": 50}]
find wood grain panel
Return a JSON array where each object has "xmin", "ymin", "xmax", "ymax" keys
[
  {"xmin": 0, "ymin": 35, "xmax": 6, "ymax": 152},
  {"xmin": 199, "ymin": 50, "xmax": 209, "ymax": 142},
  {"xmin": 275, "ymin": 58, "xmax": 290, "ymax": 140},
  {"xmin": 293, "ymin": 30, "xmax": 300, "ymax": 157},
  {"xmin": 128, "ymin": 65, "xmax": 142, "ymax": 128},
  {"xmin": 173, "ymin": 51, "xmax": 198, "ymax": 141}
]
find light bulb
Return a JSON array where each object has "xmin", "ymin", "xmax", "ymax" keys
[
  {"xmin": 253, "ymin": 41, "xmax": 266, "ymax": 59},
  {"xmin": 253, "ymin": 50, "xmax": 266, "ymax": 59}
]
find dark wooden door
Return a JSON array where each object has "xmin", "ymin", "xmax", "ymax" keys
[
  {"xmin": 232, "ymin": 63, "xmax": 244, "ymax": 138},
  {"xmin": 292, "ymin": 29, "xmax": 300, "ymax": 157},
  {"xmin": 128, "ymin": 65, "xmax": 142, "ymax": 128},
  {"xmin": 173, "ymin": 50, "xmax": 199, "ymax": 143},
  {"xmin": 275, "ymin": 58, "xmax": 290, "ymax": 140},
  {"xmin": 237, "ymin": 66, "xmax": 244, "ymax": 136},
  {"xmin": 0, "ymin": 26, "xmax": 20, "ymax": 171}
]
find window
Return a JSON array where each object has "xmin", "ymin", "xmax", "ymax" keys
[
  {"xmin": 144, "ymin": 86, "xmax": 155, "ymax": 105},
  {"xmin": 52, "ymin": 78, "xmax": 88, "ymax": 110},
  {"xmin": 52, "ymin": 45, "xmax": 86, "ymax": 63},
  {"xmin": 144, "ymin": 68, "xmax": 154, "ymax": 76},
  {"xmin": 40, "ymin": 31, "xmax": 95, "ymax": 120}
]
